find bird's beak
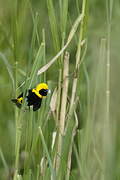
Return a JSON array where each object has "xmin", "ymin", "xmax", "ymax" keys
[{"xmin": 48, "ymin": 89, "xmax": 51, "ymax": 94}]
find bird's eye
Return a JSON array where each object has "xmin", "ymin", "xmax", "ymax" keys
[{"xmin": 39, "ymin": 89, "xmax": 48, "ymax": 96}]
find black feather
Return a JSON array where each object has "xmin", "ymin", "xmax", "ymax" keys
[
  {"xmin": 11, "ymin": 99, "xmax": 22, "ymax": 108},
  {"xmin": 27, "ymin": 89, "xmax": 42, "ymax": 111}
]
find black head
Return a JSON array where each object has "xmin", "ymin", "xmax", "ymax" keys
[{"xmin": 39, "ymin": 89, "xmax": 48, "ymax": 96}]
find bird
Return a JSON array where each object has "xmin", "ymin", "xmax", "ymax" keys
[{"xmin": 11, "ymin": 83, "xmax": 49, "ymax": 111}]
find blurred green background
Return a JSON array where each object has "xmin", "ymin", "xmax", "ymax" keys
[{"xmin": 0, "ymin": 0, "xmax": 120, "ymax": 179}]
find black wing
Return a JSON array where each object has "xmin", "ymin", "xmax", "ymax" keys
[
  {"xmin": 11, "ymin": 93, "xmax": 23, "ymax": 108},
  {"xmin": 33, "ymin": 100, "xmax": 42, "ymax": 111},
  {"xmin": 27, "ymin": 89, "xmax": 42, "ymax": 111},
  {"xmin": 11, "ymin": 99, "xmax": 22, "ymax": 108}
]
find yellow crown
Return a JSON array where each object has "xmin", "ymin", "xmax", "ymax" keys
[{"xmin": 36, "ymin": 83, "xmax": 48, "ymax": 92}]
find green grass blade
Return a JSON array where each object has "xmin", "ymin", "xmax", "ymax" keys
[
  {"xmin": 0, "ymin": 52, "xmax": 15, "ymax": 91},
  {"xmin": 39, "ymin": 126, "xmax": 56, "ymax": 180},
  {"xmin": 28, "ymin": 43, "xmax": 44, "ymax": 88},
  {"xmin": 47, "ymin": 0, "xmax": 60, "ymax": 53},
  {"xmin": 60, "ymin": 0, "xmax": 68, "ymax": 36}
]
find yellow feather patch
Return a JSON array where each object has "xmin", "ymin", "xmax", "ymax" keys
[
  {"xmin": 17, "ymin": 97, "xmax": 23, "ymax": 104},
  {"xmin": 32, "ymin": 89, "xmax": 42, "ymax": 98},
  {"xmin": 36, "ymin": 83, "xmax": 48, "ymax": 92}
]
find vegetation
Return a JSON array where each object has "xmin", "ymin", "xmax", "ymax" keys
[{"xmin": 0, "ymin": 0, "xmax": 119, "ymax": 180}]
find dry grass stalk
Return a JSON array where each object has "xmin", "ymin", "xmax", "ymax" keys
[
  {"xmin": 66, "ymin": 111, "xmax": 78, "ymax": 180},
  {"xmin": 69, "ymin": 0, "xmax": 86, "ymax": 114},
  {"xmin": 37, "ymin": 14, "xmax": 83, "ymax": 75},
  {"xmin": 55, "ymin": 51, "xmax": 69, "ymax": 171}
]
